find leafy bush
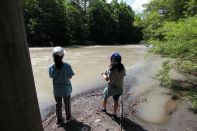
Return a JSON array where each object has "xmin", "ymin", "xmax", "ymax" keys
[
  {"xmin": 186, "ymin": 91, "xmax": 197, "ymax": 113},
  {"xmin": 150, "ymin": 16, "xmax": 197, "ymax": 73},
  {"xmin": 156, "ymin": 60, "xmax": 172, "ymax": 87}
]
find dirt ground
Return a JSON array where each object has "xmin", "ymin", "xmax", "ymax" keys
[{"xmin": 43, "ymin": 87, "xmax": 197, "ymax": 131}]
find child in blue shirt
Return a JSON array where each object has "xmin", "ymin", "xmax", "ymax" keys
[{"xmin": 49, "ymin": 46, "xmax": 74, "ymax": 125}]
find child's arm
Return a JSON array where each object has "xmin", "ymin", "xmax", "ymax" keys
[
  {"xmin": 68, "ymin": 65, "xmax": 74, "ymax": 79},
  {"xmin": 49, "ymin": 65, "xmax": 55, "ymax": 78},
  {"xmin": 101, "ymin": 73, "xmax": 109, "ymax": 81}
]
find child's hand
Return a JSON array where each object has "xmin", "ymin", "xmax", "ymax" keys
[{"xmin": 101, "ymin": 73, "xmax": 109, "ymax": 81}]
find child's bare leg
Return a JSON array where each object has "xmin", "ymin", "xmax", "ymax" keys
[
  {"xmin": 102, "ymin": 98, "xmax": 107, "ymax": 109},
  {"xmin": 113, "ymin": 100, "xmax": 119, "ymax": 114}
]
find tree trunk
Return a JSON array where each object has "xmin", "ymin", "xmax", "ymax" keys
[{"xmin": 0, "ymin": 0, "xmax": 43, "ymax": 131}]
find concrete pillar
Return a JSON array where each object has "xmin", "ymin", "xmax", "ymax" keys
[{"xmin": 0, "ymin": 0, "xmax": 43, "ymax": 131}]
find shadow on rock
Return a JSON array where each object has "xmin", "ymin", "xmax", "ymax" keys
[
  {"xmin": 62, "ymin": 118, "xmax": 91, "ymax": 131},
  {"xmin": 106, "ymin": 113, "xmax": 147, "ymax": 131}
]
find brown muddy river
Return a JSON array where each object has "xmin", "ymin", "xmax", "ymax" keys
[{"xmin": 30, "ymin": 45, "xmax": 172, "ymax": 123}]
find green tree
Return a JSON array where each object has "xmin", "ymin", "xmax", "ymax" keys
[
  {"xmin": 64, "ymin": 1, "xmax": 88, "ymax": 43},
  {"xmin": 22, "ymin": 0, "xmax": 70, "ymax": 46},
  {"xmin": 88, "ymin": 0, "xmax": 115, "ymax": 42},
  {"xmin": 88, "ymin": 0, "xmax": 135, "ymax": 43},
  {"xmin": 22, "ymin": 0, "xmax": 140, "ymax": 46},
  {"xmin": 22, "ymin": 0, "xmax": 41, "ymax": 46},
  {"xmin": 36, "ymin": 0, "xmax": 69, "ymax": 46},
  {"xmin": 185, "ymin": 0, "xmax": 197, "ymax": 17},
  {"xmin": 116, "ymin": 2, "xmax": 135, "ymax": 42},
  {"xmin": 142, "ymin": 0, "xmax": 197, "ymax": 41}
]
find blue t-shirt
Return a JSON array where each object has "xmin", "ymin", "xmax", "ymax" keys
[{"xmin": 49, "ymin": 62, "xmax": 74, "ymax": 97}]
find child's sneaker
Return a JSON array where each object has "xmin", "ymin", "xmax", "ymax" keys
[
  {"xmin": 66, "ymin": 116, "xmax": 74, "ymax": 122},
  {"xmin": 56, "ymin": 118, "xmax": 63, "ymax": 125},
  {"xmin": 100, "ymin": 108, "xmax": 107, "ymax": 113},
  {"xmin": 52, "ymin": 118, "xmax": 63, "ymax": 129},
  {"xmin": 111, "ymin": 114, "xmax": 118, "ymax": 119}
]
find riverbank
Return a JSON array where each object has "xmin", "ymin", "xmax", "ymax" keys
[
  {"xmin": 42, "ymin": 55, "xmax": 197, "ymax": 131},
  {"xmin": 43, "ymin": 84, "xmax": 197, "ymax": 131}
]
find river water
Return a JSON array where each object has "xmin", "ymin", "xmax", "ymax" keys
[{"xmin": 30, "ymin": 45, "xmax": 172, "ymax": 123}]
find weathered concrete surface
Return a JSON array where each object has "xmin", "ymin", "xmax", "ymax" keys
[{"xmin": 0, "ymin": 0, "xmax": 43, "ymax": 131}]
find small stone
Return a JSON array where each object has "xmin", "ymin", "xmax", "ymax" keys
[{"xmin": 95, "ymin": 119, "xmax": 100, "ymax": 123}]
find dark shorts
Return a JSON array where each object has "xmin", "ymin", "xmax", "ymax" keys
[
  {"xmin": 103, "ymin": 87, "xmax": 122, "ymax": 101},
  {"xmin": 112, "ymin": 94, "xmax": 121, "ymax": 101}
]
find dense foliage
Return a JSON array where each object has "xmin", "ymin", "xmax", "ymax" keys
[
  {"xmin": 22, "ymin": 0, "xmax": 142, "ymax": 46},
  {"xmin": 140, "ymin": 0, "xmax": 197, "ymax": 73},
  {"xmin": 139, "ymin": 0, "xmax": 197, "ymax": 111}
]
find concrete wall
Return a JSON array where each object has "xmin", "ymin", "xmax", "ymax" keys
[{"xmin": 0, "ymin": 0, "xmax": 43, "ymax": 131}]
